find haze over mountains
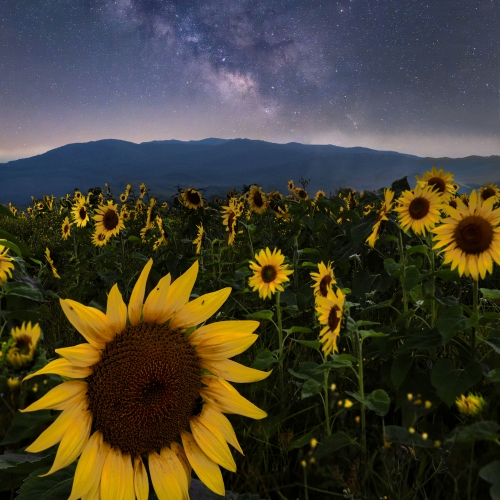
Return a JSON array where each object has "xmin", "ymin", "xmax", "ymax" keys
[{"xmin": 1, "ymin": 138, "xmax": 499, "ymax": 205}]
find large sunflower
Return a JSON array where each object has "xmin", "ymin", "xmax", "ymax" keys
[
  {"xmin": 21, "ymin": 260, "xmax": 269, "ymax": 498},
  {"xmin": 0, "ymin": 245, "xmax": 15, "ymax": 285},
  {"xmin": 6, "ymin": 322, "xmax": 41, "ymax": 369},
  {"xmin": 94, "ymin": 202, "xmax": 125, "ymax": 238},
  {"xmin": 395, "ymin": 185, "xmax": 445, "ymax": 236},
  {"xmin": 366, "ymin": 188, "xmax": 395, "ymax": 248},
  {"xmin": 248, "ymin": 248, "xmax": 293, "ymax": 299},
  {"xmin": 71, "ymin": 201, "xmax": 90, "ymax": 228},
  {"xmin": 415, "ymin": 165, "xmax": 456, "ymax": 201},
  {"xmin": 432, "ymin": 190, "xmax": 500, "ymax": 280},
  {"xmin": 248, "ymin": 186, "xmax": 267, "ymax": 214},
  {"xmin": 310, "ymin": 261, "xmax": 336, "ymax": 298},
  {"xmin": 316, "ymin": 288, "xmax": 346, "ymax": 356},
  {"xmin": 182, "ymin": 188, "xmax": 204, "ymax": 210}
]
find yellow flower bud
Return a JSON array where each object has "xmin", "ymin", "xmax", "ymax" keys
[{"xmin": 310, "ymin": 438, "xmax": 318, "ymax": 449}]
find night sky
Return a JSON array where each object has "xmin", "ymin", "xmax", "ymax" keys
[{"xmin": 1, "ymin": 0, "xmax": 498, "ymax": 162}]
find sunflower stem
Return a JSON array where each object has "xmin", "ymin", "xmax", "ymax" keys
[
  {"xmin": 472, "ymin": 279, "xmax": 478, "ymax": 362},
  {"xmin": 397, "ymin": 230, "xmax": 409, "ymax": 324},
  {"xmin": 276, "ymin": 290, "xmax": 284, "ymax": 403},
  {"xmin": 323, "ymin": 366, "xmax": 332, "ymax": 436},
  {"xmin": 356, "ymin": 329, "xmax": 367, "ymax": 477},
  {"xmin": 430, "ymin": 243, "xmax": 436, "ymax": 328}
]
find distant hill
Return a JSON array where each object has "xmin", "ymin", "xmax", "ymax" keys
[{"xmin": 1, "ymin": 138, "xmax": 499, "ymax": 205}]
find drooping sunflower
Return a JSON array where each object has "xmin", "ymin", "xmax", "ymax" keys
[
  {"xmin": 432, "ymin": 190, "xmax": 500, "ymax": 280},
  {"xmin": 6, "ymin": 322, "xmax": 41, "ymax": 369},
  {"xmin": 139, "ymin": 183, "xmax": 147, "ymax": 199},
  {"xmin": 222, "ymin": 199, "xmax": 239, "ymax": 246},
  {"xmin": 366, "ymin": 188, "xmax": 395, "ymax": 248},
  {"xmin": 295, "ymin": 187, "xmax": 309, "ymax": 201},
  {"xmin": 310, "ymin": 262, "xmax": 336, "ymax": 298},
  {"xmin": 479, "ymin": 183, "xmax": 500, "ymax": 203},
  {"xmin": 315, "ymin": 288, "xmax": 346, "ymax": 356},
  {"xmin": 45, "ymin": 248, "xmax": 60, "ymax": 279},
  {"xmin": 8, "ymin": 202, "xmax": 18, "ymax": 216},
  {"xmin": 315, "ymin": 190, "xmax": 326, "ymax": 200},
  {"xmin": 72, "ymin": 201, "xmax": 90, "ymax": 228},
  {"xmin": 61, "ymin": 217, "xmax": 71, "ymax": 240},
  {"xmin": 248, "ymin": 186, "xmax": 267, "ymax": 214},
  {"xmin": 193, "ymin": 224, "xmax": 204, "ymax": 254},
  {"xmin": 248, "ymin": 248, "xmax": 293, "ymax": 299},
  {"xmin": 182, "ymin": 188, "xmax": 204, "ymax": 210},
  {"xmin": 395, "ymin": 185, "xmax": 445, "ymax": 236},
  {"xmin": 287, "ymin": 180, "xmax": 295, "ymax": 192},
  {"xmin": 0, "ymin": 245, "xmax": 15, "ymax": 285},
  {"xmin": 415, "ymin": 165, "xmax": 456, "ymax": 201},
  {"xmin": 94, "ymin": 202, "xmax": 125, "ymax": 238},
  {"xmin": 92, "ymin": 231, "xmax": 109, "ymax": 247},
  {"xmin": 21, "ymin": 260, "xmax": 269, "ymax": 498}
]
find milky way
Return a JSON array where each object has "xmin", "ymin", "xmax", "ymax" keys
[{"xmin": 0, "ymin": 0, "xmax": 498, "ymax": 161}]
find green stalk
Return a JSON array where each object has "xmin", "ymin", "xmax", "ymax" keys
[
  {"xmin": 323, "ymin": 368, "xmax": 332, "ymax": 436},
  {"xmin": 467, "ymin": 442, "xmax": 474, "ymax": 500},
  {"xmin": 430, "ymin": 246, "xmax": 436, "ymax": 328},
  {"xmin": 276, "ymin": 291, "xmax": 284, "ymax": 403},
  {"xmin": 356, "ymin": 330, "xmax": 367, "ymax": 471},
  {"xmin": 472, "ymin": 279, "xmax": 478, "ymax": 362},
  {"xmin": 397, "ymin": 230, "xmax": 409, "ymax": 322}
]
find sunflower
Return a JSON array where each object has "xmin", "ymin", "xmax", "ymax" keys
[
  {"xmin": 248, "ymin": 248, "xmax": 293, "ymax": 299},
  {"xmin": 310, "ymin": 262, "xmax": 336, "ymax": 298},
  {"xmin": 0, "ymin": 245, "xmax": 15, "ymax": 285},
  {"xmin": 119, "ymin": 192, "xmax": 128, "ymax": 203},
  {"xmin": 287, "ymin": 180, "xmax": 295, "ymax": 192},
  {"xmin": 315, "ymin": 288, "xmax": 346, "ymax": 356},
  {"xmin": 315, "ymin": 190, "xmax": 326, "ymax": 200},
  {"xmin": 6, "ymin": 322, "xmax": 41, "ymax": 369},
  {"xmin": 432, "ymin": 190, "xmax": 500, "ymax": 280},
  {"xmin": 45, "ymin": 248, "xmax": 60, "ymax": 279},
  {"xmin": 248, "ymin": 186, "xmax": 267, "ymax": 214},
  {"xmin": 8, "ymin": 202, "xmax": 18, "ymax": 216},
  {"xmin": 182, "ymin": 188, "xmax": 204, "ymax": 210},
  {"xmin": 415, "ymin": 165, "xmax": 456, "ymax": 201},
  {"xmin": 61, "ymin": 217, "xmax": 71, "ymax": 240},
  {"xmin": 27, "ymin": 207, "xmax": 34, "ymax": 218},
  {"xmin": 455, "ymin": 393, "xmax": 486, "ymax": 416},
  {"xmin": 193, "ymin": 224, "xmax": 204, "ymax": 254},
  {"xmin": 72, "ymin": 201, "xmax": 90, "ymax": 228},
  {"xmin": 120, "ymin": 207, "xmax": 131, "ymax": 222},
  {"xmin": 21, "ymin": 260, "xmax": 269, "ymax": 498},
  {"xmin": 139, "ymin": 183, "xmax": 147, "ymax": 199},
  {"xmin": 74, "ymin": 191, "xmax": 83, "ymax": 202},
  {"xmin": 92, "ymin": 231, "xmax": 109, "ymax": 247},
  {"xmin": 37, "ymin": 202, "xmax": 44, "ymax": 210},
  {"xmin": 366, "ymin": 188, "xmax": 395, "ymax": 248},
  {"xmin": 295, "ymin": 187, "xmax": 309, "ymax": 201},
  {"xmin": 479, "ymin": 183, "xmax": 500, "ymax": 203},
  {"xmin": 222, "ymin": 199, "xmax": 239, "ymax": 246},
  {"xmin": 94, "ymin": 202, "xmax": 125, "ymax": 238},
  {"xmin": 161, "ymin": 201, "xmax": 168, "ymax": 209},
  {"xmin": 395, "ymin": 184, "xmax": 444, "ymax": 236}
]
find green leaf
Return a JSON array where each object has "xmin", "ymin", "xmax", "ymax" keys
[
  {"xmin": 298, "ymin": 248, "xmax": 319, "ymax": 255},
  {"xmin": 486, "ymin": 368, "xmax": 500, "ymax": 383},
  {"xmin": 406, "ymin": 245, "xmax": 429, "ymax": 256},
  {"xmin": 367, "ymin": 389, "xmax": 391, "ymax": 416},
  {"xmin": 402, "ymin": 266, "xmax": 422, "ymax": 292},
  {"xmin": 362, "ymin": 300, "xmax": 392, "ymax": 313},
  {"xmin": 127, "ymin": 235, "xmax": 142, "ymax": 243},
  {"xmin": 292, "ymin": 339, "xmax": 321, "ymax": 350},
  {"xmin": 391, "ymin": 176, "xmax": 411, "ymax": 193},
  {"xmin": 0, "ymin": 411, "xmax": 55, "ymax": 446},
  {"xmin": 287, "ymin": 326, "xmax": 312, "ymax": 334},
  {"xmin": 0, "ymin": 450, "xmax": 55, "ymax": 474},
  {"xmin": 490, "ymin": 483, "xmax": 500, "ymax": 500},
  {"xmin": 479, "ymin": 460, "xmax": 500, "ymax": 484},
  {"xmin": 391, "ymin": 352, "xmax": 413, "ymax": 390},
  {"xmin": 314, "ymin": 433, "xmax": 351, "ymax": 459},
  {"xmin": 17, "ymin": 464, "xmax": 76, "ymax": 500},
  {"xmin": 457, "ymin": 421, "xmax": 500, "ymax": 443},
  {"xmin": 251, "ymin": 350, "xmax": 278, "ymax": 370},
  {"xmin": 436, "ymin": 305, "xmax": 469, "ymax": 343},
  {"xmin": 359, "ymin": 330, "xmax": 388, "ymax": 340},
  {"xmin": 0, "ymin": 239, "xmax": 22, "ymax": 257},
  {"xmin": 348, "ymin": 320, "xmax": 380, "ymax": 331},
  {"xmin": 398, "ymin": 332, "xmax": 443, "ymax": 351},
  {"xmin": 301, "ymin": 379, "xmax": 323, "ymax": 399},
  {"xmin": 384, "ymin": 258, "xmax": 401, "ymax": 278},
  {"xmin": 431, "ymin": 359, "xmax": 483, "ymax": 406},
  {"xmin": 0, "ymin": 229, "xmax": 30, "ymax": 255},
  {"xmin": 317, "ymin": 360, "xmax": 353, "ymax": 369},
  {"xmin": 484, "ymin": 330, "xmax": 500, "ymax": 355},
  {"xmin": 245, "ymin": 310, "xmax": 274, "ymax": 320},
  {"xmin": 480, "ymin": 288, "xmax": 500, "ymax": 300},
  {"xmin": 0, "ymin": 204, "xmax": 15, "ymax": 218},
  {"xmin": 392, "ymin": 310, "xmax": 415, "ymax": 326},
  {"xmin": 289, "ymin": 430, "xmax": 317, "ymax": 450},
  {"xmin": 1, "ymin": 282, "xmax": 45, "ymax": 302}
]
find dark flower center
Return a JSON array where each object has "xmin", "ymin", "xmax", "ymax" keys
[
  {"xmin": 408, "ymin": 197, "xmax": 430, "ymax": 220},
  {"xmin": 63, "ymin": 224, "xmax": 70, "ymax": 234},
  {"xmin": 328, "ymin": 305, "xmax": 341, "ymax": 332},
  {"xmin": 187, "ymin": 190, "xmax": 201, "ymax": 205},
  {"xmin": 427, "ymin": 176, "xmax": 446, "ymax": 193},
  {"xmin": 449, "ymin": 200, "xmax": 457, "ymax": 209},
  {"xmin": 15, "ymin": 335, "xmax": 33, "ymax": 355},
  {"xmin": 227, "ymin": 213, "xmax": 235, "ymax": 231},
  {"xmin": 87, "ymin": 323, "xmax": 201, "ymax": 456},
  {"xmin": 481, "ymin": 187, "xmax": 496, "ymax": 201},
  {"xmin": 253, "ymin": 191, "xmax": 264, "ymax": 208},
  {"xmin": 103, "ymin": 209, "xmax": 119, "ymax": 230},
  {"xmin": 319, "ymin": 275, "xmax": 332, "ymax": 297},
  {"xmin": 298, "ymin": 189, "xmax": 307, "ymax": 199},
  {"xmin": 454, "ymin": 215, "xmax": 493, "ymax": 254},
  {"xmin": 261, "ymin": 265, "xmax": 278, "ymax": 283},
  {"xmin": 79, "ymin": 207, "xmax": 86, "ymax": 220}
]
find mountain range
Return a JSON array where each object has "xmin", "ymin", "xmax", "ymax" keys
[{"xmin": 1, "ymin": 138, "xmax": 499, "ymax": 206}]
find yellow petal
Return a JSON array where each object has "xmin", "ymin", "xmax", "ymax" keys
[
  {"xmin": 107, "ymin": 283, "xmax": 127, "ymax": 336},
  {"xmin": 134, "ymin": 456, "xmax": 149, "ymax": 500},
  {"xmin": 128, "ymin": 258, "xmax": 153, "ymax": 326},
  {"xmin": 143, "ymin": 273, "xmax": 172, "ymax": 323},
  {"xmin": 23, "ymin": 358, "xmax": 92, "ymax": 382},
  {"xmin": 60, "ymin": 299, "xmax": 113, "ymax": 348},
  {"xmin": 160, "ymin": 261, "xmax": 199, "ymax": 322},
  {"xmin": 101, "ymin": 448, "xmax": 127, "ymax": 500},
  {"xmin": 169, "ymin": 288, "xmax": 231, "ymax": 330},
  {"xmin": 170, "ymin": 442, "xmax": 192, "ymax": 488},
  {"xmin": 200, "ymin": 376, "xmax": 267, "ymax": 419},
  {"xmin": 190, "ymin": 416, "xmax": 237, "ymax": 471},
  {"xmin": 188, "ymin": 320, "xmax": 259, "ymax": 346},
  {"xmin": 180, "ymin": 431, "xmax": 225, "ymax": 496},
  {"xmin": 148, "ymin": 451, "xmax": 183, "ymax": 500},
  {"xmin": 20, "ymin": 380, "xmax": 88, "ymax": 412},
  {"xmin": 195, "ymin": 333, "xmax": 258, "ymax": 360},
  {"xmin": 69, "ymin": 431, "xmax": 110, "ymax": 500},
  {"xmin": 160, "ymin": 447, "xmax": 189, "ymax": 499},
  {"xmin": 41, "ymin": 404, "xmax": 92, "ymax": 476},
  {"xmin": 82, "ymin": 478, "xmax": 100, "ymax": 500},
  {"xmin": 123, "ymin": 454, "xmax": 135, "ymax": 500},
  {"xmin": 199, "ymin": 404, "xmax": 244, "ymax": 455},
  {"xmin": 55, "ymin": 344, "xmax": 101, "ymax": 367},
  {"xmin": 26, "ymin": 398, "xmax": 88, "ymax": 454},
  {"xmin": 200, "ymin": 358, "xmax": 272, "ymax": 383}
]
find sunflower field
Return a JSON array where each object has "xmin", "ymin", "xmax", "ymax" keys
[{"xmin": 1, "ymin": 170, "xmax": 500, "ymax": 500}]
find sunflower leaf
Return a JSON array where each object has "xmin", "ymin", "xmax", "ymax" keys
[
  {"xmin": 245, "ymin": 310, "xmax": 274, "ymax": 320},
  {"xmin": 16, "ymin": 464, "xmax": 76, "ymax": 500}
]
